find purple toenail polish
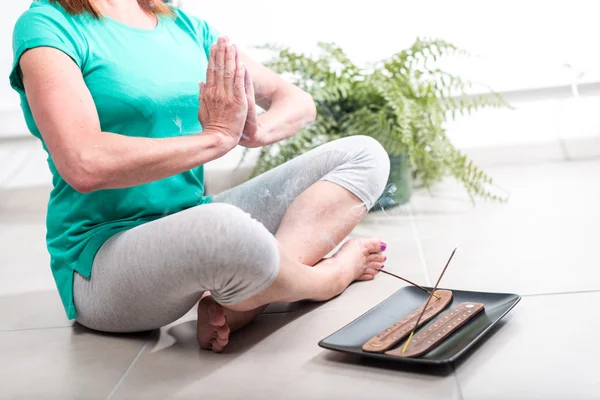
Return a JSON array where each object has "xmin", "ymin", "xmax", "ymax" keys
[
  {"xmin": 381, "ymin": 264, "xmax": 385, "ymax": 269},
  {"xmin": 381, "ymin": 243, "xmax": 387, "ymax": 251}
]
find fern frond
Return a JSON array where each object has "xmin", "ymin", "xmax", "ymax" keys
[{"xmin": 248, "ymin": 38, "xmax": 511, "ymax": 203}]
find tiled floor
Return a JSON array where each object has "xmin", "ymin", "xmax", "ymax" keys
[{"xmin": 1, "ymin": 159, "xmax": 599, "ymax": 399}]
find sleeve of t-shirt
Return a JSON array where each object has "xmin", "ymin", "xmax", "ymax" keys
[
  {"xmin": 170, "ymin": 7, "xmax": 220, "ymax": 59},
  {"xmin": 10, "ymin": 6, "xmax": 86, "ymax": 93}
]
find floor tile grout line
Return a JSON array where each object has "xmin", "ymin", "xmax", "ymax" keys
[
  {"xmin": 106, "ymin": 340, "xmax": 150, "ymax": 400},
  {"xmin": 408, "ymin": 202, "xmax": 433, "ymax": 286},
  {"xmin": 451, "ymin": 363, "xmax": 465, "ymax": 400},
  {"xmin": 264, "ymin": 288, "xmax": 600, "ymax": 315},
  {"xmin": 0, "ymin": 325, "xmax": 73, "ymax": 334},
  {"xmin": 522, "ymin": 289, "xmax": 600, "ymax": 298}
]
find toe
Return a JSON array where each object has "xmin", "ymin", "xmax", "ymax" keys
[
  {"xmin": 198, "ymin": 338, "xmax": 213, "ymax": 350},
  {"xmin": 368, "ymin": 253, "xmax": 386, "ymax": 263},
  {"xmin": 363, "ymin": 238, "xmax": 385, "ymax": 254},
  {"xmin": 364, "ymin": 267, "xmax": 381, "ymax": 276},
  {"xmin": 358, "ymin": 274, "xmax": 375, "ymax": 281},
  {"xmin": 216, "ymin": 324, "xmax": 230, "ymax": 340},
  {"xmin": 214, "ymin": 335, "xmax": 229, "ymax": 347},
  {"xmin": 208, "ymin": 303, "xmax": 226, "ymax": 327},
  {"xmin": 367, "ymin": 261, "xmax": 384, "ymax": 270},
  {"xmin": 211, "ymin": 340, "xmax": 225, "ymax": 353}
]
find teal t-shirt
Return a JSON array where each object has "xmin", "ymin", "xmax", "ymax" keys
[{"xmin": 10, "ymin": 0, "xmax": 219, "ymax": 319}]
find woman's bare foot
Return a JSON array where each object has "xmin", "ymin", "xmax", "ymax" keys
[
  {"xmin": 197, "ymin": 295, "xmax": 231, "ymax": 353},
  {"xmin": 313, "ymin": 237, "xmax": 386, "ymax": 299},
  {"xmin": 196, "ymin": 238, "xmax": 385, "ymax": 352}
]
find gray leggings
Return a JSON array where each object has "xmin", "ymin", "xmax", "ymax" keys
[{"xmin": 73, "ymin": 136, "xmax": 390, "ymax": 332}]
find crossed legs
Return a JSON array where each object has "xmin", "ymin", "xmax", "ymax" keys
[
  {"xmin": 200, "ymin": 136, "xmax": 390, "ymax": 351},
  {"xmin": 72, "ymin": 136, "xmax": 390, "ymax": 352}
]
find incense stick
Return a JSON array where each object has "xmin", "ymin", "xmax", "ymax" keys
[
  {"xmin": 401, "ymin": 247, "xmax": 458, "ymax": 354},
  {"xmin": 377, "ymin": 269, "xmax": 441, "ymax": 300}
]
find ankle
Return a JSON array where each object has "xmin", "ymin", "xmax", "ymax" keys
[
  {"xmin": 223, "ymin": 306, "xmax": 266, "ymax": 332},
  {"xmin": 311, "ymin": 262, "xmax": 348, "ymax": 301}
]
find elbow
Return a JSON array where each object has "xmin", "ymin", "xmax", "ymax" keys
[
  {"xmin": 59, "ymin": 151, "xmax": 105, "ymax": 194},
  {"xmin": 69, "ymin": 174, "xmax": 101, "ymax": 194}
]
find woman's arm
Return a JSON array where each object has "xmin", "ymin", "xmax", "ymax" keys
[
  {"xmin": 239, "ymin": 51, "xmax": 316, "ymax": 146},
  {"xmin": 20, "ymin": 41, "xmax": 244, "ymax": 193}
]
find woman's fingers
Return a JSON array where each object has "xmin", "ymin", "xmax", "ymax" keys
[
  {"xmin": 243, "ymin": 65, "xmax": 257, "ymax": 116},
  {"xmin": 224, "ymin": 42, "xmax": 236, "ymax": 95},
  {"xmin": 215, "ymin": 37, "xmax": 227, "ymax": 88},
  {"xmin": 244, "ymin": 64, "xmax": 255, "ymax": 100},
  {"xmin": 234, "ymin": 46, "xmax": 246, "ymax": 99},
  {"xmin": 198, "ymin": 37, "xmax": 248, "ymax": 146},
  {"xmin": 206, "ymin": 44, "xmax": 217, "ymax": 88},
  {"xmin": 242, "ymin": 66, "xmax": 258, "ymax": 141},
  {"xmin": 244, "ymin": 61, "xmax": 257, "ymax": 117},
  {"xmin": 198, "ymin": 82, "xmax": 205, "ymax": 100}
]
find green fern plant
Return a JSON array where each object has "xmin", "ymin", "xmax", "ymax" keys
[{"xmin": 248, "ymin": 38, "xmax": 510, "ymax": 203}]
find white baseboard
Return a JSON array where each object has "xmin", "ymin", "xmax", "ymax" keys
[
  {"xmin": 463, "ymin": 141, "xmax": 566, "ymax": 167},
  {"xmin": 0, "ymin": 108, "xmax": 29, "ymax": 138},
  {"xmin": 1, "ymin": 135, "xmax": 599, "ymax": 191},
  {"xmin": 563, "ymin": 136, "xmax": 600, "ymax": 160}
]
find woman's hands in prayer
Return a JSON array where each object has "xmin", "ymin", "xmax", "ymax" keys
[
  {"xmin": 200, "ymin": 36, "xmax": 312, "ymax": 150},
  {"xmin": 198, "ymin": 37, "xmax": 248, "ymax": 150},
  {"xmin": 238, "ymin": 68, "xmax": 263, "ymax": 148}
]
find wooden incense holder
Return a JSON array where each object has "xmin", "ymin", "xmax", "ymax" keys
[
  {"xmin": 362, "ymin": 290, "xmax": 453, "ymax": 353},
  {"xmin": 385, "ymin": 302, "xmax": 485, "ymax": 358}
]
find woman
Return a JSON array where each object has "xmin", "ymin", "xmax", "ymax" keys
[{"xmin": 10, "ymin": 0, "xmax": 390, "ymax": 353}]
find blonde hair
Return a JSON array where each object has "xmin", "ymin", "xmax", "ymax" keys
[{"xmin": 49, "ymin": 0, "xmax": 173, "ymax": 18}]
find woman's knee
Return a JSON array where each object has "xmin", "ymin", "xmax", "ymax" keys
[
  {"xmin": 326, "ymin": 135, "xmax": 391, "ymax": 208},
  {"xmin": 184, "ymin": 203, "xmax": 280, "ymax": 304},
  {"xmin": 349, "ymin": 135, "xmax": 390, "ymax": 176}
]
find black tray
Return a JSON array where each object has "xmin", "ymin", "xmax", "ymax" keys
[{"xmin": 318, "ymin": 286, "xmax": 520, "ymax": 365}]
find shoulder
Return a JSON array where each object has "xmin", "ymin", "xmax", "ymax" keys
[
  {"xmin": 14, "ymin": 1, "xmax": 75, "ymax": 32},
  {"xmin": 169, "ymin": 7, "xmax": 218, "ymax": 40},
  {"xmin": 166, "ymin": 7, "xmax": 219, "ymax": 54},
  {"xmin": 11, "ymin": 1, "xmax": 87, "ymax": 91},
  {"xmin": 13, "ymin": 0, "xmax": 87, "ymax": 49}
]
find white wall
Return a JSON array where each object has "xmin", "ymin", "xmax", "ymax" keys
[
  {"xmin": 1, "ymin": 0, "xmax": 599, "ymax": 188},
  {"xmin": 182, "ymin": 0, "xmax": 600, "ymax": 92},
  {"xmin": 183, "ymin": 0, "xmax": 600, "ymax": 149},
  {"xmin": 1, "ymin": 1, "xmax": 30, "ymax": 106},
  {"xmin": 1, "ymin": 0, "xmax": 599, "ymax": 144},
  {"xmin": 0, "ymin": 0, "xmax": 31, "ymax": 138}
]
